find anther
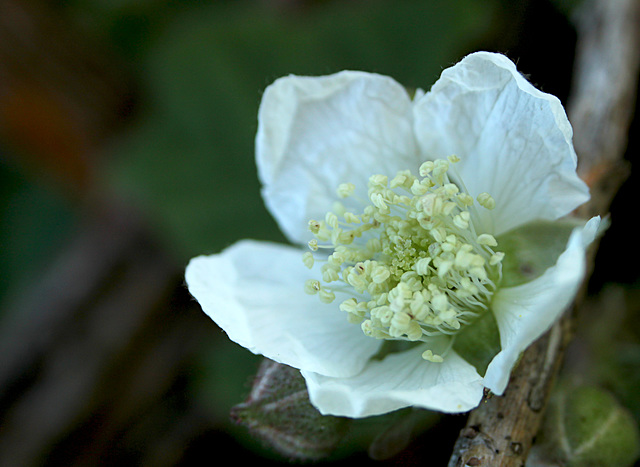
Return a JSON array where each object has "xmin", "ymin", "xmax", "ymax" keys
[
  {"xmin": 422, "ymin": 349, "xmax": 444, "ymax": 363},
  {"xmin": 337, "ymin": 182, "xmax": 355, "ymax": 198},
  {"xmin": 304, "ymin": 279, "xmax": 321, "ymax": 295},
  {"xmin": 477, "ymin": 192, "xmax": 496, "ymax": 210},
  {"xmin": 302, "ymin": 252, "xmax": 314, "ymax": 269},
  {"xmin": 477, "ymin": 233, "xmax": 498, "ymax": 246}
]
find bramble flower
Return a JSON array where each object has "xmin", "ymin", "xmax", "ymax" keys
[{"xmin": 186, "ymin": 52, "xmax": 601, "ymax": 418}]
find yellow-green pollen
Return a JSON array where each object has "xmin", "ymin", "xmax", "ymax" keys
[{"xmin": 303, "ymin": 156, "xmax": 504, "ymax": 362}]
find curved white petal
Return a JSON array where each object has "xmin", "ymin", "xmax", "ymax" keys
[
  {"xmin": 185, "ymin": 240, "xmax": 380, "ymax": 377},
  {"xmin": 256, "ymin": 71, "xmax": 419, "ymax": 244},
  {"xmin": 484, "ymin": 217, "xmax": 601, "ymax": 394},
  {"xmin": 302, "ymin": 343, "xmax": 484, "ymax": 418},
  {"xmin": 414, "ymin": 52, "xmax": 589, "ymax": 236}
]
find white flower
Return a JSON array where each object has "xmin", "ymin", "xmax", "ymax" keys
[{"xmin": 185, "ymin": 52, "xmax": 601, "ymax": 418}]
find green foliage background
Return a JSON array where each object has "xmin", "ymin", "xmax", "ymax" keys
[{"xmin": 102, "ymin": 0, "xmax": 495, "ymax": 259}]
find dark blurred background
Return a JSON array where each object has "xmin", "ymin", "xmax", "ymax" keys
[{"xmin": 0, "ymin": 0, "xmax": 637, "ymax": 466}]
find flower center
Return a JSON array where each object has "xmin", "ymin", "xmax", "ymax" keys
[{"xmin": 303, "ymin": 156, "xmax": 504, "ymax": 362}]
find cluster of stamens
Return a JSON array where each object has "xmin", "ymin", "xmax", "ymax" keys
[{"xmin": 303, "ymin": 156, "xmax": 504, "ymax": 362}]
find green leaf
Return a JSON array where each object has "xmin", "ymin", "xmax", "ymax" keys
[
  {"xmin": 452, "ymin": 310, "xmax": 501, "ymax": 376},
  {"xmin": 533, "ymin": 384, "xmax": 640, "ymax": 467}
]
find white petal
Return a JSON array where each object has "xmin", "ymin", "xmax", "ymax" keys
[
  {"xmin": 256, "ymin": 71, "xmax": 419, "ymax": 244},
  {"xmin": 414, "ymin": 51, "xmax": 589, "ymax": 235},
  {"xmin": 185, "ymin": 240, "xmax": 380, "ymax": 377},
  {"xmin": 484, "ymin": 217, "xmax": 601, "ymax": 394},
  {"xmin": 302, "ymin": 342, "xmax": 484, "ymax": 418}
]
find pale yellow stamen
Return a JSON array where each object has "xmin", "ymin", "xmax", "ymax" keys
[
  {"xmin": 477, "ymin": 192, "xmax": 496, "ymax": 210},
  {"xmin": 303, "ymin": 157, "xmax": 504, "ymax": 363},
  {"xmin": 302, "ymin": 252, "xmax": 314, "ymax": 269},
  {"xmin": 337, "ymin": 182, "xmax": 355, "ymax": 198}
]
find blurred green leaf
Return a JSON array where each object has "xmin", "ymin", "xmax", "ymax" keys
[
  {"xmin": 106, "ymin": 116, "xmax": 283, "ymax": 259},
  {"xmin": 575, "ymin": 286, "xmax": 640, "ymax": 426},
  {"xmin": 191, "ymin": 337, "xmax": 263, "ymax": 424},
  {"xmin": 106, "ymin": 0, "xmax": 498, "ymax": 260},
  {"xmin": 0, "ymin": 159, "xmax": 76, "ymax": 316},
  {"xmin": 532, "ymin": 383, "xmax": 640, "ymax": 467}
]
